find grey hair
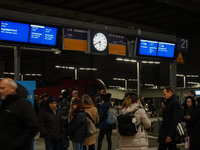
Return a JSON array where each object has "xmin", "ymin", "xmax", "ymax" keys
[
  {"xmin": 82, "ymin": 94, "xmax": 92, "ymax": 105},
  {"xmin": 8, "ymin": 80, "xmax": 18, "ymax": 89}
]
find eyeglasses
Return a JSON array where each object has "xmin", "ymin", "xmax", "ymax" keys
[{"xmin": 187, "ymin": 101, "xmax": 192, "ymax": 103}]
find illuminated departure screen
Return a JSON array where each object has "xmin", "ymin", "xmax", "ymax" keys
[
  {"xmin": 157, "ymin": 42, "xmax": 175, "ymax": 58},
  {"xmin": 0, "ymin": 21, "xmax": 29, "ymax": 42},
  {"xmin": 139, "ymin": 39, "xmax": 158, "ymax": 56},
  {"xmin": 29, "ymin": 25, "xmax": 57, "ymax": 45}
]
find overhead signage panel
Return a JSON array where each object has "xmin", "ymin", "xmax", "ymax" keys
[
  {"xmin": 0, "ymin": 20, "xmax": 60, "ymax": 48},
  {"xmin": 109, "ymin": 34, "xmax": 126, "ymax": 56},
  {"xmin": 135, "ymin": 37, "xmax": 177, "ymax": 60},
  {"xmin": 177, "ymin": 38, "xmax": 189, "ymax": 51},
  {"xmin": 63, "ymin": 28, "xmax": 87, "ymax": 51},
  {"xmin": 0, "ymin": 21, "xmax": 29, "ymax": 43}
]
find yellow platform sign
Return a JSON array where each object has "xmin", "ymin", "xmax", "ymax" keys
[{"xmin": 177, "ymin": 51, "xmax": 184, "ymax": 64}]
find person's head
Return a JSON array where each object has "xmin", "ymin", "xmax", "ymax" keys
[
  {"xmin": 99, "ymin": 89, "xmax": 106, "ymax": 95},
  {"xmin": 72, "ymin": 90, "xmax": 79, "ymax": 98},
  {"xmin": 46, "ymin": 95, "xmax": 57, "ymax": 111},
  {"xmin": 122, "ymin": 98, "xmax": 132, "ymax": 109},
  {"xmin": 82, "ymin": 94, "xmax": 92, "ymax": 105},
  {"xmin": 72, "ymin": 98, "xmax": 84, "ymax": 111},
  {"xmin": 196, "ymin": 97, "xmax": 200, "ymax": 106},
  {"xmin": 141, "ymin": 97, "xmax": 144, "ymax": 100},
  {"xmin": 129, "ymin": 93, "xmax": 139, "ymax": 104},
  {"xmin": 0, "ymin": 78, "xmax": 18, "ymax": 100},
  {"xmin": 189, "ymin": 90, "xmax": 196, "ymax": 97},
  {"xmin": 34, "ymin": 94, "xmax": 38, "ymax": 100},
  {"xmin": 124, "ymin": 92, "xmax": 129, "ymax": 99},
  {"xmin": 43, "ymin": 94, "xmax": 48, "ymax": 101},
  {"xmin": 61, "ymin": 89, "xmax": 65, "ymax": 94},
  {"xmin": 185, "ymin": 96, "xmax": 195, "ymax": 107},
  {"xmin": 163, "ymin": 86, "xmax": 174, "ymax": 99}
]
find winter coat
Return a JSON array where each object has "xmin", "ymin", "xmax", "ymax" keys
[
  {"xmin": 158, "ymin": 94, "xmax": 183, "ymax": 144},
  {"xmin": 117, "ymin": 103, "xmax": 151, "ymax": 150},
  {"xmin": 67, "ymin": 108, "xmax": 87, "ymax": 142},
  {"xmin": 83, "ymin": 105, "xmax": 99, "ymax": 146},
  {"xmin": 0, "ymin": 83, "xmax": 38, "ymax": 150},
  {"xmin": 187, "ymin": 104, "xmax": 200, "ymax": 150},
  {"xmin": 38, "ymin": 106, "xmax": 62, "ymax": 140},
  {"xmin": 98, "ymin": 101, "xmax": 113, "ymax": 130}
]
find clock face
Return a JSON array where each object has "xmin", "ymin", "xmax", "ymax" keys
[{"xmin": 93, "ymin": 33, "xmax": 107, "ymax": 51}]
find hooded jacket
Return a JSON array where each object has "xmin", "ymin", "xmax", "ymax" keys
[
  {"xmin": 98, "ymin": 101, "xmax": 113, "ymax": 129},
  {"xmin": 118, "ymin": 103, "xmax": 151, "ymax": 150},
  {"xmin": 0, "ymin": 83, "xmax": 38, "ymax": 150}
]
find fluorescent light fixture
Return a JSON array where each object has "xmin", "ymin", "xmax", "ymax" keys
[
  {"xmin": 69, "ymin": 67, "xmax": 75, "ymax": 69},
  {"xmin": 25, "ymin": 74, "xmax": 31, "ymax": 76},
  {"xmin": 176, "ymin": 74, "xmax": 184, "ymax": 77},
  {"xmin": 113, "ymin": 78, "xmax": 117, "ymax": 80},
  {"xmin": 31, "ymin": 74, "xmax": 36, "ymax": 76},
  {"xmin": 55, "ymin": 66, "xmax": 60, "ymax": 68},
  {"xmin": 79, "ymin": 68, "xmax": 85, "ymax": 70},
  {"xmin": 154, "ymin": 62, "xmax": 160, "ymax": 64},
  {"xmin": 124, "ymin": 59, "xmax": 130, "ymax": 62},
  {"xmin": 37, "ymin": 74, "xmax": 42, "ymax": 76},
  {"xmin": 3, "ymin": 72, "xmax": 9, "ymax": 74},
  {"xmin": 187, "ymin": 75, "xmax": 199, "ymax": 77},
  {"xmin": 10, "ymin": 73, "xmax": 14, "ymax": 75},
  {"xmin": 86, "ymin": 68, "xmax": 91, "ymax": 70},
  {"xmin": 141, "ymin": 61, "xmax": 148, "ymax": 63},
  {"xmin": 148, "ymin": 61, "xmax": 154, "ymax": 64},
  {"xmin": 128, "ymin": 79, "xmax": 138, "ymax": 81},
  {"xmin": 92, "ymin": 68, "xmax": 97, "ymax": 70},
  {"xmin": 187, "ymin": 82, "xmax": 199, "ymax": 84},
  {"xmin": 116, "ymin": 58, "xmax": 123, "ymax": 61},
  {"xmin": 130, "ymin": 60, "xmax": 137, "ymax": 62},
  {"xmin": 145, "ymin": 84, "xmax": 154, "ymax": 86}
]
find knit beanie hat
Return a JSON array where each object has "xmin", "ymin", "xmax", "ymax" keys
[{"xmin": 46, "ymin": 95, "xmax": 57, "ymax": 104}]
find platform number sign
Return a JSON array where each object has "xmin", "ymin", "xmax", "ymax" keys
[{"xmin": 177, "ymin": 38, "xmax": 189, "ymax": 51}]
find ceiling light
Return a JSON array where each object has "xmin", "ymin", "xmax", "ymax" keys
[
  {"xmin": 124, "ymin": 59, "xmax": 130, "ymax": 62},
  {"xmin": 116, "ymin": 58, "xmax": 123, "ymax": 61}
]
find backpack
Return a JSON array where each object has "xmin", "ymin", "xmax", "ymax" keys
[
  {"xmin": 106, "ymin": 108, "xmax": 118, "ymax": 125},
  {"xmin": 174, "ymin": 122, "xmax": 188, "ymax": 142},
  {"xmin": 117, "ymin": 108, "xmax": 141, "ymax": 136}
]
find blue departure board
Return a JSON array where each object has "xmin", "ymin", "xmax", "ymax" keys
[
  {"xmin": 29, "ymin": 25, "xmax": 57, "ymax": 46},
  {"xmin": 0, "ymin": 21, "xmax": 29, "ymax": 42},
  {"xmin": 157, "ymin": 42, "xmax": 175, "ymax": 58},
  {"xmin": 135, "ymin": 37, "xmax": 176, "ymax": 60},
  {"xmin": 139, "ymin": 39, "xmax": 158, "ymax": 56}
]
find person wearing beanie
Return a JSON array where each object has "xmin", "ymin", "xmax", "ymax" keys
[
  {"xmin": 38, "ymin": 95, "xmax": 62, "ymax": 150},
  {"xmin": 97, "ymin": 93, "xmax": 113, "ymax": 150},
  {"xmin": 187, "ymin": 97, "xmax": 200, "ymax": 150}
]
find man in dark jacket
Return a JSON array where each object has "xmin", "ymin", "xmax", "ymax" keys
[
  {"xmin": 97, "ymin": 93, "xmax": 113, "ymax": 150},
  {"xmin": 158, "ymin": 86, "xmax": 183, "ymax": 150},
  {"xmin": 0, "ymin": 78, "xmax": 38, "ymax": 150},
  {"xmin": 38, "ymin": 95, "xmax": 62, "ymax": 150},
  {"xmin": 95, "ymin": 89, "xmax": 106, "ymax": 111}
]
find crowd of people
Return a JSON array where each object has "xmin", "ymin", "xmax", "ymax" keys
[{"xmin": 1, "ymin": 78, "xmax": 200, "ymax": 150}]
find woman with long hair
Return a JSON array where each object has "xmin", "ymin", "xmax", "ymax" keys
[
  {"xmin": 82, "ymin": 94, "xmax": 99, "ymax": 150},
  {"xmin": 67, "ymin": 98, "xmax": 86, "ymax": 150},
  {"xmin": 118, "ymin": 93, "xmax": 151, "ymax": 150}
]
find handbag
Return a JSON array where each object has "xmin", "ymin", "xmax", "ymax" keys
[
  {"xmin": 175, "ymin": 122, "xmax": 188, "ymax": 142},
  {"xmin": 86, "ymin": 113, "xmax": 96, "ymax": 138},
  {"xmin": 185, "ymin": 136, "xmax": 190, "ymax": 150}
]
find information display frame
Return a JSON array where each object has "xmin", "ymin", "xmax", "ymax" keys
[
  {"xmin": 0, "ymin": 18, "xmax": 60, "ymax": 48},
  {"xmin": 135, "ymin": 37, "xmax": 177, "ymax": 60}
]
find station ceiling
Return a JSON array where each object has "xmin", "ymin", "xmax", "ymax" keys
[{"xmin": 0, "ymin": 0, "xmax": 200, "ymax": 89}]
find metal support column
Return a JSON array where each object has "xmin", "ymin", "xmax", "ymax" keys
[
  {"xmin": 125, "ymin": 79, "xmax": 128, "ymax": 90},
  {"xmin": 137, "ymin": 61, "xmax": 141, "ymax": 97},
  {"xmin": 183, "ymin": 75, "xmax": 186, "ymax": 88},
  {"xmin": 14, "ymin": 47, "xmax": 20, "ymax": 81},
  {"xmin": 170, "ymin": 60, "xmax": 177, "ymax": 94},
  {"xmin": 75, "ymin": 68, "xmax": 78, "ymax": 80}
]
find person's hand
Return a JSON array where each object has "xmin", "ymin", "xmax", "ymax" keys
[
  {"xmin": 186, "ymin": 115, "xmax": 191, "ymax": 120},
  {"xmin": 99, "ymin": 102, "xmax": 102, "ymax": 105},
  {"xmin": 166, "ymin": 136, "xmax": 172, "ymax": 143}
]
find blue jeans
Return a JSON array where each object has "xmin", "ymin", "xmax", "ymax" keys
[
  {"xmin": 73, "ymin": 141, "xmax": 83, "ymax": 150},
  {"xmin": 45, "ymin": 136, "xmax": 61, "ymax": 150}
]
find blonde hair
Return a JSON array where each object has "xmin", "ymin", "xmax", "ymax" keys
[
  {"xmin": 82, "ymin": 94, "xmax": 92, "ymax": 105},
  {"xmin": 122, "ymin": 98, "xmax": 132, "ymax": 109}
]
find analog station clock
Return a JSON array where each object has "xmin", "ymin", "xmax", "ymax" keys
[
  {"xmin": 87, "ymin": 30, "xmax": 109, "ymax": 54},
  {"xmin": 93, "ymin": 32, "xmax": 107, "ymax": 51}
]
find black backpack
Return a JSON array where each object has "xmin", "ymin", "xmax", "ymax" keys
[{"xmin": 117, "ymin": 108, "xmax": 142, "ymax": 136}]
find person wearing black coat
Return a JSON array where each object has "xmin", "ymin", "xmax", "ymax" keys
[
  {"xmin": 67, "ymin": 98, "xmax": 87, "ymax": 150},
  {"xmin": 187, "ymin": 97, "xmax": 200, "ymax": 150},
  {"xmin": 38, "ymin": 95, "xmax": 62, "ymax": 150},
  {"xmin": 0, "ymin": 78, "xmax": 38, "ymax": 150},
  {"xmin": 97, "ymin": 93, "xmax": 113, "ymax": 150},
  {"xmin": 157, "ymin": 86, "xmax": 183, "ymax": 150}
]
